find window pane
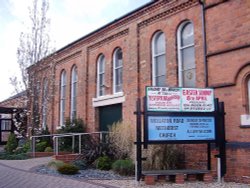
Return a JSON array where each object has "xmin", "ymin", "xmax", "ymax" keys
[
  {"xmin": 182, "ymin": 47, "xmax": 195, "ymax": 70},
  {"xmin": 115, "ymin": 49, "xmax": 123, "ymax": 67},
  {"xmin": 99, "ymin": 57, "xmax": 105, "ymax": 72},
  {"xmin": 100, "ymin": 86, "xmax": 105, "ymax": 96},
  {"xmin": 99, "ymin": 74, "xmax": 104, "ymax": 86},
  {"xmin": 116, "ymin": 85, "xmax": 122, "ymax": 93},
  {"xmin": 156, "ymin": 75, "xmax": 166, "ymax": 87},
  {"xmin": 181, "ymin": 23, "xmax": 194, "ymax": 46},
  {"xmin": 2, "ymin": 120, "xmax": 11, "ymax": 130},
  {"xmin": 155, "ymin": 33, "xmax": 165, "ymax": 54},
  {"xmin": 72, "ymin": 67, "xmax": 77, "ymax": 82},
  {"xmin": 115, "ymin": 68, "xmax": 122, "ymax": 85},
  {"xmin": 155, "ymin": 55, "xmax": 166, "ymax": 77},
  {"xmin": 183, "ymin": 68, "xmax": 196, "ymax": 87}
]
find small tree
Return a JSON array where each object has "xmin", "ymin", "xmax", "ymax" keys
[
  {"xmin": 10, "ymin": 0, "xmax": 55, "ymax": 137},
  {"xmin": 5, "ymin": 133, "xmax": 18, "ymax": 154}
]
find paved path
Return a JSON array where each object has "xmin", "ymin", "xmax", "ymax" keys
[
  {"xmin": 0, "ymin": 157, "xmax": 249, "ymax": 188},
  {"xmin": 0, "ymin": 157, "xmax": 116, "ymax": 188}
]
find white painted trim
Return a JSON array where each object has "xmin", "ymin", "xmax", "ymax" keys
[
  {"xmin": 177, "ymin": 20, "xmax": 195, "ymax": 87},
  {"xmin": 92, "ymin": 92, "xmax": 125, "ymax": 107},
  {"xmin": 113, "ymin": 48, "xmax": 123, "ymax": 94},
  {"xmin": 152, "ymin": 31, "xmax": 166, "ymax": 86},
  {"xmin": 97, "ymin": 54, "xmax": 105, "ymax": 97}
]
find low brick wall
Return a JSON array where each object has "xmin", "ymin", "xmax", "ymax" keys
[{"xmin": 53, "ymin": 154, "xmax": 80, "ymax": 163}]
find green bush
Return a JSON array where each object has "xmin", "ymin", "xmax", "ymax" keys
[
  {"xmin": 56, "ymin": 118, "xmax": 86, "ymax": 152},
  {"xmin": 57, "ymin": 163, "xmax": 79, "ymax": 175},
  {"xmin": 44, "ymin": 147, "xmax": 53, "ymax": 152},
  {"xmin": 0, "ymin": 153, "xmax": 29, "ymax": 160},
  {"xmin": 22, "ymin": 140, "xmax": 31, "ymax": 153},
  {"xmin": 47, "ymin": 160, "xmax": 65, "ymax": 170},
  {"xmin": 36, "ymin": 141, "xmax": 48, "ymax": 152},
  {"xmin": 112, "ymin": 159, "xmax": 135, "ymax": 176},
  {"xmin": 5, "ymin": 133, "xmax": 18, "ymax": 154},
  {"xmin": 13, "ymin": 140, "xmax": 31, "ymax": 154},
  {"xmin": 96, "ymin": 156, "xmax": 112, "ymax": 170},
  {"xmin": 71, "ymin": 160, "xmax": 87, "ymax": 170}
]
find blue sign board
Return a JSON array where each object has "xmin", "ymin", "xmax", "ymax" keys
[{"xmin": 148, "ymin": 116, "xmax": 215, "ymax": 141}]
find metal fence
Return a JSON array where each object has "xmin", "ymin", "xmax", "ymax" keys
[{"xmin": 30, "ymin": 131, "xmax": 109, "ymax": 157}]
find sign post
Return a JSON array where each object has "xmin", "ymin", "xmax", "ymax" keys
[{"xmin": 134, "ymin": 86, "xmax": 226, "ymax": 182}]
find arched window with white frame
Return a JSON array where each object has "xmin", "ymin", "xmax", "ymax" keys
[
  {"xmin": 152, "ymin": 31, "xmax": 166, "ymax": 86},
  {"xmin": 177, "ymin": 21, "xmax": 196, "ymax": 87},
  {"xmin": 60, "ymin": 70, "xmax": 66, "ymax": 126},
  {"xmin": 113, "ymin": 48, "xmax": 123, "ymax": 93},
  {"xmin": 42, "ymin": 78, "xmax": 48, "ymax": 129},
  {"xmin": 97, "ymin": 54, "xmax": 105, "ymax": 97},
  {"xmin": 70, "ymin": 66, "xmax": 77, "ymax": 120}
]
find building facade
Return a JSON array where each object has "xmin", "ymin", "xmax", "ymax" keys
[{"xmin": 27, "ymin": 0, "xmax": 250, "ymax": 183}]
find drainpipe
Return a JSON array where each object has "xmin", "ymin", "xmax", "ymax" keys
[{"xmin": 199, "ymin": 0, "xmax": 208, "ymax": 88}]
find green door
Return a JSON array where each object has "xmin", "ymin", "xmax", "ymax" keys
[{"xmin": 99, "ymin": 104, "xmax": 122, "ymax": 131}]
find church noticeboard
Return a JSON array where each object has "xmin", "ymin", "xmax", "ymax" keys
[
  {"xmin": 147, "ymin": 116, "xmax": 215, "ymax": 141},
  {"xmin": 146, "ymin": 87, "xmax": 214, "ymax": 112}
]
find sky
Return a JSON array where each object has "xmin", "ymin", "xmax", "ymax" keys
[{"xmin": 0, "ymin": 0, "xmax": 151, "ymax": 102}]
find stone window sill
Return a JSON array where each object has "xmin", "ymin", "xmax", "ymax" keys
[{"xmin": 92, "ymin": 92, "xmax": 125, "ymax": 107}]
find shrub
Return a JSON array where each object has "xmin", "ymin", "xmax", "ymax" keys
[
  {"xmin": 5, "ymin": 133, "xmax": 18, "ymax": 154},
  {"xmin": 108, "ymin": 121, "xmax": 135, "ymax": 160},
  {"xmin": 44, "ymin": 147, "xmax": 53, "ymax": 152},
  {"xmin": 57, "ymin": 163, "xmax": 79, "ymax": 175},
  {"xmin": 112, "ymin": 159, "xmax": 135, "ymax": 176},
  {"xmin": 22, "ymin": 140, "xmax": 31, "ymax": 153},
  {"xmin": 142, "ymin": 144, "xmax": 184, "ymax": 170},
  {"xmin": 47, "ymin": 160, "xmax": 65, "ymax": 170},
  {"xmin": 36, "ymin": 141, "xmax": 48, "ymax": 152},
  {"xmin": 56, "ymin": 118, "xmax": 86, "ymax": 152},
  {"xmin": 0, "ymin": 153, "xmax": 29, "ymax": 160},
  {"xmin": 71, "ymin": 160, "xmax": 87, "ymax": 170},
  {"xmin": 96, "ymin": 156, "xmax": 112, "ymax": 170},
  {"xmin": 80, "ymin": 134, "xmax": 115, "ymax": 165}
]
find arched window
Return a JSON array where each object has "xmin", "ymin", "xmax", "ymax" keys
[
  {"xmin": 178, "ymin": 21, "xmax": 196, "ymax": 87},
  {"xmin": 42, "ymin": 78, "xmax": 48, "ymax": 129},
  {"xmin": 60, "ymin": 70, "xmax": 66, "ymax": 126},
  {"xmin": 97, "ymin": 55, "xmax": 105, "ymax": 97},
  {"xmin": 113, "ymin": 48, "xmax": 123, "ymax": 93},
  {"xmin": 152, "ymin": 31, "xmax": 166, "ymax": 86},
  {"xmin": 70, "ymin": 66, "xmax": 77, "ymax": 120}
]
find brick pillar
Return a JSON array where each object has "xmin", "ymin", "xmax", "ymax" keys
[
  {"xmin": 203, "ymin": 173, "xmax": 213, "ymax": 183},
  {"xmin": 175, "ymin": 174, "xmax": 185, "ymax": 184},
  {"xmin": 145, "ymin": 176, "xmax": 156, "ymax": 185}
]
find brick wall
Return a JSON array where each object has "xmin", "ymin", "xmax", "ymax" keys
[{"xmin": 27, "ymin": 0, "xmax": 250, "ymax": 183}]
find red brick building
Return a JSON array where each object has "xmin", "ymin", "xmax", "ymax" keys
[{"xmin": 27, "ymin": 0, "xmax": 250, "ymax": 183}]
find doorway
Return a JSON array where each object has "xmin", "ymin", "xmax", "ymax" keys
[{"xmin": 99, "ymin": 104, "xmax": 122, "ymax": 131}]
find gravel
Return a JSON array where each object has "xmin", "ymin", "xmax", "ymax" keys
[
  {"xmin": 35, "ymin": 166, "xmax": 250, "ymax": 188},
  {"xmin": 36, "ymin": 165, "xmax": 133, "ymax": 180}
]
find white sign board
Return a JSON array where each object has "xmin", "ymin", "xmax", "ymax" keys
[
  {"xmin": 146, "ymin": 87, "xmax": 181, "ymax": 111},
  {"xmin": 146, "ymin": 87, "xmax": 214, "ymax": 112},
  {"xmin": 181, "ymin": 88, "xmax": 214, "ymax": 112}
]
